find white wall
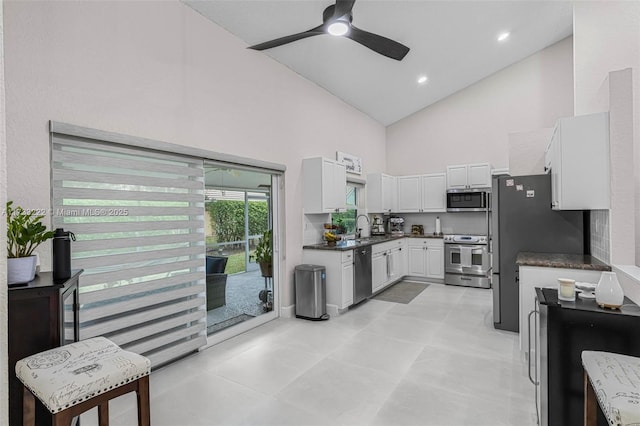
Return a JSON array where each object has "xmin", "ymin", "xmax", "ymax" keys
[
  {"xmin": 574, "ymin": 1, "xmax": 640, "ymax": 268},
  {"xmin": 2, "ymin": 1, "xmax": 386, "ymax": 307},
  {"xmin": 0, "ymin": 1, "xmax": 8, "ymax": 423},
  {"xmin": 386, "ymin": 37, "xmax": 574, "ymax": 175}
]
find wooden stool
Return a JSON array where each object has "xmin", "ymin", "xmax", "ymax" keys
[
  {"xmin": 582, "ymin": 351, "xmax": 640, "ymax": 426},
  {"xmin": 15, "ymin": 336, "xmax": 151, "ymax": 426}
]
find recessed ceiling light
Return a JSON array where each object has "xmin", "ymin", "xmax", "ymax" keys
[
  {"xmin": 417, "ymin": 75, "xmax": 428, "ymax": 85},
  {"xmin": 497, "ymin": 32, "xmax": 510, "ymax": 42},
  {"xmin": 327, "ymin": 21, "xmax": 350, "ymax": 36}
]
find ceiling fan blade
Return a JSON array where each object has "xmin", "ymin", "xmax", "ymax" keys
[
  {"xmin": 333, "ymin": 0, "xmax": 356, "ymax": 19},
  {"xmin": 347, "ymin": 25, "xmax": 410, "ymax": 61},
  {"xmin": 248, "ymin": 25, "xmax": 325, "ymax": 51}
]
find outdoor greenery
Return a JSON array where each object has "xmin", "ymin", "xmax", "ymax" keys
[
  {"xmin": 226, "ymin": 251, "xmax": 250, "ymax": 274},
  {"xmin": 206, "ymin": 200, "xmax": 268, "ymax": 243},
  {"xmin": 255, "ymin": 230, "xmax": 272, "ymax": 265},
  {"xmin": 6, "ymin": 201, "xmax": 55, "ymax": 258}
]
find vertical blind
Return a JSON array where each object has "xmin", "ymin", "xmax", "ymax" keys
[{"xmin": 51, "ymin": 132, "xmax": 207, "ymax": 367}]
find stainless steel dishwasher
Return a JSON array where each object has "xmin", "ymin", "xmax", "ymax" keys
[{"xmin": 353, "ymin": 246, "xmax": 372, "ymax": 304}]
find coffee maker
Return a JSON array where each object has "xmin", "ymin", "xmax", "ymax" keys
[
  {"xmin": 371, "ymin": 215, "xmax": 385, "ymax": 235},
  {"xmin": 388, "ymin": 216, "xmax": 405, "ymax": 236}
]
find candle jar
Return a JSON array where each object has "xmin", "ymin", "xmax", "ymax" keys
[{"xmin": 558, "ymin": 278, "xmax": 576, "ymax": 301}]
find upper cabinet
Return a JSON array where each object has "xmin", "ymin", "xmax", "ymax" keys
[
  {"xmin": 546, "ymin": 112, "xmax": 610, "ymax": 210},
  {"xmin": 446, "ymin": 163, "xmax": 491, "ymax": 190},
  {"xmin": 303, "ymin": 157, "xmax": 347, "ymax": 214},
  {"xmin": 397, "ymin": 173, "xmax": 446, "ymax": 213},
  {"xmin": 367, "ymin": 173, "xmax": 398, "ymax": 214}
]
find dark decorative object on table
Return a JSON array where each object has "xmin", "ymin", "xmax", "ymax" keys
[{"xmin": 52, "ymin": 228, "xmax": 76, "ymax": 281}]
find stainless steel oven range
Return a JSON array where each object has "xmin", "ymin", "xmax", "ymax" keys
[{"xmin": 444, "ymin": 234, "xmax": 491, "ymax": 288}]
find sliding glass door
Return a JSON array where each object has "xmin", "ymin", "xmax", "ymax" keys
[{"xmin": 203, "ymin": 164, "xmax": 279, "ymax": 341}]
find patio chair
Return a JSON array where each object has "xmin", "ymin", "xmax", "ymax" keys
[{"xmin": 206, "ymin": 256, "xmax": 228, "ymax": 310}]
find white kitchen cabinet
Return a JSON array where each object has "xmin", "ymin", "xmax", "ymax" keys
[
  {"xmin": 518, "ymin": 265, "xmax": 604, "ymax": 359},
  {"xmin": 341, "ymin": 254, "xmax": 354, "ymax": 308},
  {"xmin": 367, "ymin": 173, "xmax": 398, "ymax": 213},
  {"xmin": 407, "ymin": 238, "xmax": 444, "ymax": 279},
  {"xmin": 372, "ymin": 239, "xmax": 406, "ymax": 293},
  {"xmin": 372, "ymin": 249, "xmax": 387, "ymax": 293},
  {"xmin": 397, "ymin": 173, "xmax": 446, "ymax": 213},
  {"xmin": 421, "ymin": 173, "xmax": 447, "ymax": 212},
  {"xmin": 546, "ymin": 112, "xmax": 610, "ymax": 210},
  {"xmin": 302, "ymin": 157, "xmax": 347, "ymax": 214},
  {"xmin": 407, "ymin": 243, "xmax": 427, "ymax": 276},
  {"xmin": 426, "ymin": 241, "xmax": 444, "ymax": 279},
  {"xmin": 446, "ymin": 163, "xmax": 491, "ymax": 190},
  {"xmin": 302, "ymin": 249, "xmax": 353, "ymax": 316},
  {"xmin": 397, "ymin": 175, "xmax": 421, "ymax": 212}
]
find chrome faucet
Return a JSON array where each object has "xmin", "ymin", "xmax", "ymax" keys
[{"xmin": 355, "ymin": 214, "xmax": 370, "ymax": 239}]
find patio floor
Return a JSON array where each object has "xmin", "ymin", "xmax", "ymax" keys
[{"xmin": 205, "ymin": 267, "xmax": 272, "ymax": 334}]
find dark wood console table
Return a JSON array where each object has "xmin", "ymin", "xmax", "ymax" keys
[{"xmin": 8, "ymin": 270, "xmax": 82, "ymax": 426}]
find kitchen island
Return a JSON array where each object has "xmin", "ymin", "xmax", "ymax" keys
[
  {"xmin": 535, "ymin": 287, "xmax": 640, "ymax": 426},
  {"xmin": 516, "ymin": 252, "xmax": 611, "ymax": 271},
  {"xmin": 516, "ymin": 252, "xmax": 611, "ymax": 362}
]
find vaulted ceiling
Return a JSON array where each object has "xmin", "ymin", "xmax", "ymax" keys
[{"xmin": 185, "ymin": 1, "xmax": 573, "ymax": 126}]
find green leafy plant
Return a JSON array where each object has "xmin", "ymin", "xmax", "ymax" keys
[
  {"xmin": 255, "ymin": 229, "xmax": 272, "ymax": 265},
  {"xmin": 6, "ymin": 201, "xmax": 55, "ymax": 258}
]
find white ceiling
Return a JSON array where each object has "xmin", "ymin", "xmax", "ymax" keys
[{"xmin": 185, "ymin": 0, "xmax": 573, "ymax": 126}]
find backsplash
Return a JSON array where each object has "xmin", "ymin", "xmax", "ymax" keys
[
  {"xmin": 396, "ymin": 212, "xmax": 489, "ymax": 236},
  {"xmin": 590, "ymin": 209, "xmax": 610, "ymax": 263}
]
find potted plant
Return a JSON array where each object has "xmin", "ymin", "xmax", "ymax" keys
[
  {"xmin": 6, "ymin": 201, "xmax": 55, "ymax": 284},
  {"xmin": 255, "ymin": 229, "xmax": 273, "ymax": 278}
]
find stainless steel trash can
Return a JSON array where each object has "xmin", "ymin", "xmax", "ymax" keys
[{"xmin": 294, "ymin": 264, "xmax": 329, "ymax": 320}]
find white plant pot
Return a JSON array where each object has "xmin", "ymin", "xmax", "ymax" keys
[
  {"xmin": 7, "ymin": 256, "xmax": 38, "ymax": 285},
  {"xmin": 595, "ymin": 271, "xmax": 624, "ymax": 309}
]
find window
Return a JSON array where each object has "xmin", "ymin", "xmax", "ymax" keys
[{"xmin": 332, "ymin": 184, "xmax": 358, "ymax": 234}]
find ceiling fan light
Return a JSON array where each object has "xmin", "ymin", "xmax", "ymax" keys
[
  {"xmin": 328, "ymin": 21, "xmax": 350, "ymax": 36},
  {"xmin": 497, "ymin": 32, "xmax": 510, "ymax": 42}
]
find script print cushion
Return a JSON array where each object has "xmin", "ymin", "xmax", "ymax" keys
[
  {"xmin": 582, "ymin": 351, "xmax": 640, "ymax": 426},
  {"xmin": 15, "ymin": 336, "xmax": 150, "ymax": 414}
]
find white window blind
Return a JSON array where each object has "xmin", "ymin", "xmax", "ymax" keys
[{"xmin": 51, "ymin": 132, "xmax": 206, "ymax": 367}]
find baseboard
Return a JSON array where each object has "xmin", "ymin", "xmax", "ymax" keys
[{"xmin": 280, "ymin": 304, "xmax": 295, "ymax": 318}]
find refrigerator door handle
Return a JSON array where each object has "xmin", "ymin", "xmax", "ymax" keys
[{"xmin": 492, "ymin": 274, "xmax": 500, "ymax": 323}]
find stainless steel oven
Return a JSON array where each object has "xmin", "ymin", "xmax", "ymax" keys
[{"xmin": 444, "ymin": 234, "xmax": 491, "ymax": 288}]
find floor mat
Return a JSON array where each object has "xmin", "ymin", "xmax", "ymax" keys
[
  {"xmin": 372, "ymin": 281, "xmax": 429, "ymax": 304},
  {"xmin": 207, "ymin": 313, "xmax": 255, "ymax": 334}
]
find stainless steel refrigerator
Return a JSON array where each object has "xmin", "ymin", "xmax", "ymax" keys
[{"xmin": 491, "ymin": 174, "xmax": 584, "ymax": 332}]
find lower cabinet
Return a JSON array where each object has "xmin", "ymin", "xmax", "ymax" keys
[
  {"xmin": 518, "ymin": 265, "xmax": 604, "ymax": 358},
  {"xmin": 407, "ymin": 238, "xmax": 444, "ymax": 279},
  {"xmin": 372, "ymin": 239, "xmax": 406, "ymax": 293},
  {"xmin": 302, "ymin": 249, "xmax": 354, "ymax": 315},
  {"xmin": 372, "ymin": 249, "xmax": 387, "ymax": 293},
  {"xmin": 341, "ymin": 255, "xmax": 354, "ymax": 307}
]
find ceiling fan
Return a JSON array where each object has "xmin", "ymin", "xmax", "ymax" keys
[{"xmin": 248, "ymin": 0, "xmax": 410, "ymax": 61}]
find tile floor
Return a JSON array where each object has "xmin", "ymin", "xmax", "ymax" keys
[{"xmin": 82, "ymin": 283, "xmax": 538, "ymax": 426}]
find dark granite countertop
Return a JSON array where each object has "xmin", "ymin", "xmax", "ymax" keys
[
  {"xmin": 516, "ymin": 252, "xmax": 611, "ymax": 271},
  {"xmin": 303, "ymin": 234, "xmax": 443, "ymax": 251}
]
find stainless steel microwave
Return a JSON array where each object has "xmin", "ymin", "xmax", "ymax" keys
[{"xmin": 446, "ymin": 189, "xmax": 490, "ymax": 212}]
